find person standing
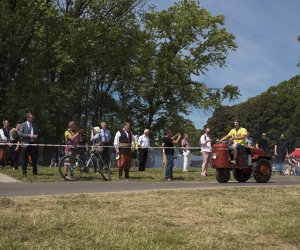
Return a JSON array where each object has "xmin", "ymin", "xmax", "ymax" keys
[
  {"xmin": 256, "ymin": 133, "xmax": 268, "ymax": 154},
  {"xmin": 9, "ymin": 124, "xmax": 21, "ymax": 170},
  {"xmin": 90, "ymin": 126, "xmax": 102, "ymax": 173},
  {"xmin": 274, "ymin": 134, "xmax": 289, "ymax": 175},
  {"xmin": 19, "ymin": 113, "xmax": 38, "ymax": 177},
  {"xmin": 181, "ymin": 133, "xmax": 190, "ymax": 172},
  {"xmin": 63, "ymin": 121, "xmax": 83, "ymax": 179},
  {"xmin": 200, "ymin": 128, "xmax": 212, "ymax": 177},
  {"xmin": 131, "ymin": 132, "xmax": 139, "ymax": 168},
  {"xmin": 114, "ymin": 122, "xmax": 132, "ymax": 179},
  {"xmin": 138, "ymin": 129, "xmax": 150, "ymax": 171},
  {"xmin": 0, "ymin": 120, "xmax": 10, "ymax": 168},
  {"xmin": 162, "ymin": 130, "xmax": 181, "ymax": 181},
  {"xmin": 100, "ymin": 122, "xmax": 111, "ymax": 166}
]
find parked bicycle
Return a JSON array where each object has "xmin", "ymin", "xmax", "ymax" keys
[{"xmin": 58, "ymin": 147, "xmax": 111, "ymax": 181}]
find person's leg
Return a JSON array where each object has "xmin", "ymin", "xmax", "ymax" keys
[
  {"xmin": 21, "ymin": 146, "xmax": 29, "ymax": 176},
  {"xmin": 29, "ymin": 146, "xmax": 38, "ymax": 175},
  {"xmin": 138, "ymin": 149, "xmax": 144, "ymax": 171},
  {"xmin": 142, "ymin": 149, "xmax": 148, "ymax": 171},
  {"xmin": 165, "ymin": 154, "xmax": 173, "ymax": 180},
  {"xmin": 232, "ymin": 143, "xmax": 238, "ymax": 163},
  {"xmin": 183, "ymin": 151, "xmax": 188, "ymax": 172},
  {"xmin": 92, "ymin": 154, "xmax": 98, "ymax": 172},
  {"xmin": 201, "ymin": 152, "xmax": 208, "ymax": 176},
  {"xmin": 124, "ymin": 152, "xmax": 132, "ymax": 179}
]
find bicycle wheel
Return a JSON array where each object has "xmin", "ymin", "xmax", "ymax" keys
[
  {"xmin": 98, "ymin": 158, "xmax": 111, "ymax": 181},
  {"xmin": 58, "ymin": 155, "xmax": 83, "ymax": 181}
]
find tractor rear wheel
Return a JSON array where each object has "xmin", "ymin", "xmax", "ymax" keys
[
  {"xmin": 215, "ymin": 168, "xmax": 230, "ymax": 183},
  {"xmin": 253, "ymin": 159, "xmax": 272, "ymax": 183},
  {"xmin": 233, "ymin": 168, "xmax": 252, "ymax": 182}
]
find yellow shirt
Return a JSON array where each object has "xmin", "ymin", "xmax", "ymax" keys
[{"xmin": 228, "ymin": 127, "xmax": 247, "ymax": 147}]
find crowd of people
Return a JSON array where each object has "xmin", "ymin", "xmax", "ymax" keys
[{"xmin": 0, "ymin": 114, "xmax": 292, "ymax": 179}]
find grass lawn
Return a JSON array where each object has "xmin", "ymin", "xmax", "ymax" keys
[
  {"xmin": 0, "ymin": 166, "xmax": 298, "ymax": 183},
  {"xmin": 0, "ymin": 166, "xmax": 218, "ymax": 183},
  {"xmin": 0, "ymin": 187, "xmax": 299, "ymax": 249}
]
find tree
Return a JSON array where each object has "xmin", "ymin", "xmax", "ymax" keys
[{"xmin": 206, "ymin": 75, "xmax": 300, "ymax": 152}]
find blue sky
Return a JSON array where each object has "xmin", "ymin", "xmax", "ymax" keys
[{"xmin": 147, "ymin": 0, "xmax": 300, "ymax": 128}]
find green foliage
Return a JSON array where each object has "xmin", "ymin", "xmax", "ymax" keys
[
  {"xmin": 0, "ymin": 0, "xmax": 238, "ymax": 143},
  {"xmin": 207, "ymin": 75, "xmax": 300, "ymax": 151}
]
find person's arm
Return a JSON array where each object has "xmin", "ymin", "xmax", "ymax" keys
[
  {"xmin": 255, "ymin": 143, "xmax": 259, "ymax": 149},
  {"xmin": 114, "ymin": 131, "xmax": 121, "ymax": 153},
  {"xmin": 220, "ymin": 134, "xmax": 230, "ymax": 142},
  {"xmin": 67, "ymin": 131, "xmax": 80, "ymax": 142},
  {"xmin": 0, "ymin": 129, "xmax": 7, "ymax": 142},
  {"xmin": 274, "ymin": 144, "xmax": 278, "ymax": 156},
  {"xmin": 19, "ymin": 124, "xmax": 31, "ymax": 139},
  {"xmin": 91, "ymin": 133, "xmax": 100, "ymax": 142},
  {"xmin": 172, "ymin": 134, "xmax": 181, "ymax": 144},
  {"xmin": 137, "ymin": 136, "xmax": 142, "ymax": 147},
  {"xmin": 201, "ymin": 135, "xmax": 211, "ymax": 145}
]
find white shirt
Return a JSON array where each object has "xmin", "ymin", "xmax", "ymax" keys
[
  {"xmin": 26, "ymin": 121, "xmax": 33, "ymax": 136},
  {"xmin": 114, "ymin": 130, "xmax": 130, "ymax": 148},
  {"xmin": 0, "ymin": 129, "xmax": 8, "ymax": 142},
  {"xmin": 138, "ymin": 134, "xmax": 150, "ymax": 148},
  {"xmin": 200, "ymin": 134, "xmax": 212, "ymax": 152}
]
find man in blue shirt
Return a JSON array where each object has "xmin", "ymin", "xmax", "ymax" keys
[{"xmin": 100, "ymin": 122, "xmax": 111, "ymax": 166}]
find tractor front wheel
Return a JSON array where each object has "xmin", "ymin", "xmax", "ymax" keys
[
  {"xmin": 215, "ymin": 168, "xmax": 230, "ymax": 183},
  {"xmin": 253, "ymin": 159, "xmax": 272, "ymax": 183}
]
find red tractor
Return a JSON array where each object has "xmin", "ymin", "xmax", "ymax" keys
[{"xmin": 211, "ymin": 142, "xmax": 272, "ymax": 183}]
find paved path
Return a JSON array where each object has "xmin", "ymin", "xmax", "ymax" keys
[
  {"xmin": 0, "ymin": 173, "xmax": 21, "ymax": 183},
  {"xmin": 1, "ymin": 178, "xmax": 300, "ymax": 197}
]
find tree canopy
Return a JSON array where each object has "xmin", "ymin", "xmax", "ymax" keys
[
  {"xmin": 0, "ymin": 0, "xmax": 238, "ymax": 143},
  {"xmin": 206, "ymin": 75, "xmax": 300, "ymax": 152}
]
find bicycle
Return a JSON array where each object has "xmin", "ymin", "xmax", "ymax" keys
[{"xmin": 58, "ymin": 147, "xmax": 111, "ymax": 181}]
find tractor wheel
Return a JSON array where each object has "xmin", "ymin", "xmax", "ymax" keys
[
  {"xmin": 233, "ymin": 168, "xmax": 252, "ymax": 182},
  {"xmin": 215, "ymin": 168, "xmax": 230, "ymax": 183},
  {"xmin": 253, "ymin": 159, "xmax": 272, "ymax": 183}
]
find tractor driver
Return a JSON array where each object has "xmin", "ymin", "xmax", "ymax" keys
[{"xmin": 219, "ymin": 119, "xmax": 248, "ymax": 165}]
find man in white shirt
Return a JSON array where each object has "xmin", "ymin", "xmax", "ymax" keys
[
  {"xmin": 137, "ymin": 129, "xmax": 150, "ymax": 171},
  {"xmin": 200, "ymin": 128, "xmax": 212, "ymax": 177},
  {"xmin": 114, "ymin": 122, "xmax": 132, "ymax": 178}
]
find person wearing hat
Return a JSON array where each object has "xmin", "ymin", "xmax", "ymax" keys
[{"xmin": 137, "ymin": 129, "xmax": 150, "ymax": 171}]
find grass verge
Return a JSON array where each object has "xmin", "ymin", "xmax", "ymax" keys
[{"xmin": 0, "ymin": 187, "xmax": 299, "ymax": 249}]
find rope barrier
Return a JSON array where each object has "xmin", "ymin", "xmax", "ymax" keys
[{"xmin": 0, "ymin": 142, "xmax": 202, "ymax": 150}]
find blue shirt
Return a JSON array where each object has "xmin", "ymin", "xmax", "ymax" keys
[{"xmin": 101, "ymin": 128, "xmax": 111, "ymax": 143}]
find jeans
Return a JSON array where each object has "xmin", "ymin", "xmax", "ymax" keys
[
  {"xmin": 276, "ymin": 162, "xmax": 285, "ymax": 175},
  {"xmin": 165, "ymin": 154, "xmax": 174, "ymax": 179}
]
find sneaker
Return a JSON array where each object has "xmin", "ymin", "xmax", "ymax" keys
[
  {"xmin": 22, "ymin": 172, "xmax": 27, "ymax": 177},
  {"xmin": 65, "ymin": 175, "xmax": 71, "ymax": 180}
]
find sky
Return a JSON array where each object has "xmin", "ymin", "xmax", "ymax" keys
[{"xmin": 147, "ymin": 0, "xmax": 300, "ymax": 128}]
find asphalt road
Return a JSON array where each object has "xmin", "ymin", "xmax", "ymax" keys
[{"xmin": 1, "ymin": 178, "xmax": 300, "ymax": 197}]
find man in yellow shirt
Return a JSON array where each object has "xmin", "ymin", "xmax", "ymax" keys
[{"xmin": 220, "ymin": 119, "xmax": 248, "ymax": 164}]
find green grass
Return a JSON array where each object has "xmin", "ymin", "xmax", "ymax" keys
[
  {"xmin": 0, "ymin": 166, "xmax": 218, "ymax": 183},
  {"xmin": 1, "ymin": 165, "xmax": 298, "ymax": 183},
  {"xmin": 0, "ymin": 187, "xmax": 300, "ymax": 249}
]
